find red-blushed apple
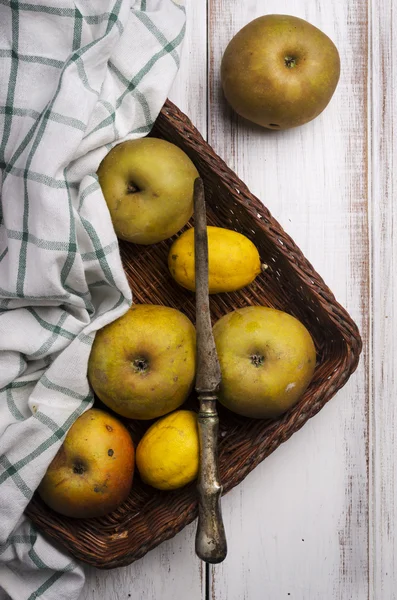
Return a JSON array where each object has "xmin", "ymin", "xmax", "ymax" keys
[{"xmin": 38, "ymin": 408, "xmax": 134, "ymax": 518}]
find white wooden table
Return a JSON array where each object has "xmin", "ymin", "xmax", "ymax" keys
[{"xmin": 80, "ymin": 1, "xmax": 396, "ymax": 598}]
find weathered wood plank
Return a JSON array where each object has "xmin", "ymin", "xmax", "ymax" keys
[
  {"xmin": 369, "ymin": 0, "xmax": 397, "ymax": 597},
  {"xmin": 208, "ymin": 1, "xmax": 369, "ymax": 598},
  {"xmin": 81, "ymin": 524, "xmax": 204, "ymax": 600},
  {"xmin": 168, "ymin": 1, "xmax": 207, "ymax": 136}
]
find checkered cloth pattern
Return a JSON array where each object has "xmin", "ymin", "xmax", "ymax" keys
[{"xmin": 0, "ymin": 1, "xmax": 185, "ymax": 598}]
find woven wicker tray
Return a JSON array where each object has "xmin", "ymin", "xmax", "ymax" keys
[{"xmin": 26, "ymin": 100, "xmax": 362, "ymax": 568}]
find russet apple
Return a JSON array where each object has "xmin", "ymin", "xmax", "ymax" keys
[
  {"xmin": 88, "ymin": 304, "xmax": 196, "ymax": 420},
  {"xmin": 97, "ymin": 137, "xmax": 199, "ymax": 244},
  {"xmin": 38, "ymin": 409, "xmax": 134, "ymax": 518},
  {"xmin": 221, "ymin": 14, "xmax": 340, "ymax": 130},
  {"xmin": 213, "ymin": 306, "xmax": 316, "ymax": 419}
]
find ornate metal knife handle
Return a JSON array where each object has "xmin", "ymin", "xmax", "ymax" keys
[{"xmin": 196, "ymin": 394, "xmax": 227, "ymax": 563}]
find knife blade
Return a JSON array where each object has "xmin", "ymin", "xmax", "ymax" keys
[
  {"xmin": 194, "ymin": 177, "xmax": 227, "ymax": 564},
  {"xmin": 194, "ymin": 180, "xmax": 222, "ymax": 394}
]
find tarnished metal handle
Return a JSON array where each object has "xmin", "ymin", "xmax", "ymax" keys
[{"xmin": 195, "ymin": 394, "xmax": 227, "ymax": 563}]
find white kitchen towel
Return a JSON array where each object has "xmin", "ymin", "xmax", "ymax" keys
[{"xmin": 0, "ymin": 1, "xmax": 185, "ymax": 598}]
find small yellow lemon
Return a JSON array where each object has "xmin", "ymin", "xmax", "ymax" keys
[
  {"xmin": 168, "ymin": 226, "xmax": 262, "ymax": 294},
  {"xmin": 136, "ymin": 410, "xmax": 199, "ymax": 490}
]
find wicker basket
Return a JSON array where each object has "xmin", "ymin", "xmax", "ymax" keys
[{"xmin": 26, "ymin": 100, "xmax": 362, "ymax": 569}]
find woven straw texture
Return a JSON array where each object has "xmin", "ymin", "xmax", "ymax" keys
[{"xmin": 26, "ymin": 100, "xmax": 362, "ymax": 569}]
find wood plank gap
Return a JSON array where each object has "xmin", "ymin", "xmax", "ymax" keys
[{"xmin": 367, "ymin": 1, "xmax": 375, "ymax": 598}]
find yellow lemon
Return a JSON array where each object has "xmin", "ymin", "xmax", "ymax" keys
[
  {"xmin": 136, "ymin": 410, "xmax": 199, "ymax": 490},
  {"xmin": 168, "ymin": 226, "xmax": 262, "ymax": 294}
]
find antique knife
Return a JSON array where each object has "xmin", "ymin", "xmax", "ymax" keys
[{"xmin": 194, "ymin": 177, "xmax": 227, "ymax": 564}]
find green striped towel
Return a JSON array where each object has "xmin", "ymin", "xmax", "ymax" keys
[{"xmin": 0, "ymin": 1, "xmax": 185, "ymax": 598}]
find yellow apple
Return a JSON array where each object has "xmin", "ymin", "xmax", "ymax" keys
[
  {"xmin": 97, "ymin": 137, "xmax": 199, "ymax": 244},
  {"xmin": 213, "ymin": 306, "xmax": 316, "ymax": 419},
  {"xmin": 88, "ymin": 304, "xmax": 196, "ymax": 420},
  {"xmin": 38, "ymin": 409, "xmax": 134, "ymax": 518}
]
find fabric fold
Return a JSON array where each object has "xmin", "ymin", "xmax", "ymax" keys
[{"xmin": 0, "ymin": 1, "xmax": 185, "ymax": 598}]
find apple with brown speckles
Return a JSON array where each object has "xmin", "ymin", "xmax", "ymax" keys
[
  {"xmin": 38, "ymin": 409, "xmax": 134, "ymax": 518},
  {"xmin": 88, "ymin": 304, "xmax": 196, "ymax": 420},
  {"xmin": 213, "ymin": 306, "xmax": 317, "ymax": 419}
]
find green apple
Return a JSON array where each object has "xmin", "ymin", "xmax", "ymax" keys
[
  {"xmin": 221, "ymin": 14, "xmax": 340, "ymax": 130},
  {"xmin": 213, "ymin": 306, "xmax": 316, "ymax": 419},
  {"xmin": 97, "ymin": 138, "xmax": 199, "ymax": 244}
]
